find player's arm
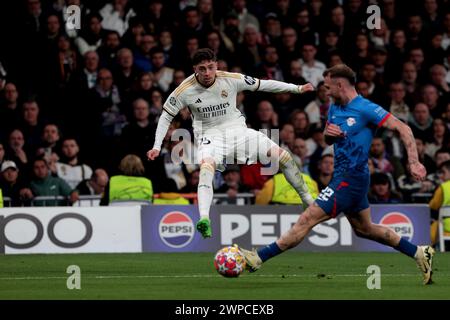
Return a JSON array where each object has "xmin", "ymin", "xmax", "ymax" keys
[
  {"xmin": 380, "ymin": 114, "xmax": 426, "ymax": 181},
  {"xmin": 258, "ymin": 79, "xmax": 315, "ymax": 94},
  {"xmin": 234, "ymin": 73, "xmax": 314, "ymax": 94},
  {"xmin": 147, "ymin": 94, "xmax": 182, "ymax": 160}
]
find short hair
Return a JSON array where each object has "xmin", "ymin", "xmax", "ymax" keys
[
  {"xmin": 323, "ymin": 64, "xmax": 356, "ymax": 85},
  {"xmin": 192, "ymin": 48, "xmax": 217, "ymax": 65},
  {"xmin": 119, "ymin": 154, "xmax": 145, "ymax": 176},
  {"xmin": 439, "ymin": 160, "xmax": 450, "ymax": 172},
  {"xmin": 370, "ymin": 172, "xmax": 390, "ymax": 186}
]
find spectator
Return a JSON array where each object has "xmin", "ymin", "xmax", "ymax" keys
[
  {"xmin": 198, "ymin": 0, "xmax": 217, "ymax": 30},
  {"xmin": 216, "ymin": 164, "xmax": 251, "ymax": 204},
  {"xmin": 74, "ymin": 13, "xmax": 106, "ymax": 56},
  {"xmin": 386, "ymin": 29, "xmax": 408, "ymax": 80},
  {"xmin": 368, "ymin": 172, "xmax": 403, "ymax": 204},
  {"xmin": 70, "ymin": 51, "xmax": 100, "ymax": 94},
  {"xmin": 29, "ymin": 158, "xmax": 77, "ymax": 206},
  {"xmin": 317, "ymin": 29, "xmax": 340, "ymax": 66},
  {"xmin": 299, "ymin": 43, "xmax": 325, "ymax": 87},
  {"xmin": 0, "ymin": 83, "xmax": 21, "ymax": 140},
  {"xmin": 291, "ymin": 137, "xmax": 310, "ymax": 175},
  {"xmin": 387, "ymin": 81, "xmax": 410, "ymax": 123},
  {"xmin": 408, "ymin": 102, "xmax": 434, "ymax": 142},
  {"xmin": 237, "ymin": 24, "xmax": 264, "ymax": 73},
  {"xmin": 254, "ymin": 45, "xmax": 284, "ymax": 81},
  {"xmin": 428, "ymin": 160, "xmax": 450, "ymax": 248},
  {"xmin": 255, "ymin": 169, "xmax": 318, "ymax": 206},
  {"xmin": 426, "ymin": 148, "xmax": 450, "ymax": 190},
  {"xmin": 38, "ymin": 123, "xmax": 61, "ymax": 156},
  {"xmin": 315, "ymin": 154, "xmax": 334, "ymax": 192},
  {"xmin": 293, "ymin": 6, "xmax": 316, "ymax": 45},
  {"xmin": 349, "ymin": 32, "xmax": 371, "ymax": 71},
  {"xmin": 120, "ymin": 98, "xmax": 156, "ymax": 160},
  {"xmin": 150, "ymin": 47, "xmax": 174, "ymax": 93},
  {"xmin": 0, "ymin": 160, "xmax": 33, "ymax": 206},
  {"xmin": 55, "ymin": 138, "xmax": 93, "ymax": 190},
  {"xmin": 401, "ymin": 61, "xmax": 421, "ymax": 103},
  {"xmin": 179, "ymin": 168, "xmax": 200, "ymax": 194},
  {"xmin": 261, "ymin": 12, "xmax": 282, "ymax": 48},
  {"xmin": 230, "ymin": 0, "xmax": 260, "ymax": 35},
  {"xmin": 19, "ymin": 99, "xmax": 45, "ymax": 153},
  {"xmin": 97, "ymin": 30, "xmax": 122, "ymax": 69},
  {"xmin": 6, "ymin": 129, "xmax": 29, "ymax": 172},
  {"xmin": 279, "ymin": 27, "xmax": 300, "ymax": 73},
  {"xmin": 304, "ymin": 81, "xmax": 330, "ymax": 129},
  {"xmin": 408, "ymin": 47, "xmax": 427, "ymax": 83},
  {"xmin": 76, "ymin": 168, "xmax": 109, "ymax": 196},
  {"xmin": 290, "ymin": 110, "xmax": 312, "ymax": 139},
  {"xmin": 421, "ymin": 84, "xmax": 445, "ymax": 119},
  {"xmin": 425, "ymin": 118, "xmax": 450, "ymax": 158},
  {"xmin": 356, "ymin": 80, "xmax": 370, "ymax": 99},
  {"xmin": 279, "ymin": 123, "xmax": 295, "ymax": 152},
  {"xmin": 370, "ymin": 137, "xmax": 405, "ymax": 180},
  {"xmin": 100, "ymin": 154, "xmax": 153, "ymax": 205},
  {"xmin": 359, "ymin": 62, "xmax": 385, "ymax": 104},
  {"xmin": 429, "ymin": 65, "xmax": 449, "ymax": 98},
  {"xmin": 133, "ymin": 34, "xmax": 157, "ymax": 72},
  {"xmin": 253, "ymin": 100, "xmax": 278, "ymax": 131},
  {"xmin": 114, "ymin": 47, "xmax": 140, "ymax": 97},
  {"xmin": 205, "ymin": 30, "xmax": 234, "ymax": 69}
]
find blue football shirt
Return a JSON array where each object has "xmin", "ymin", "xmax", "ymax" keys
[{"xmin": 327, "ymin": 95, "xmax": 391, "ymax": 176}]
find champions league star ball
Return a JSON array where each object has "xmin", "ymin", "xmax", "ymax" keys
[{"xmin": 214, "ymin": 246, "xmax": 246, "ymax": 278}]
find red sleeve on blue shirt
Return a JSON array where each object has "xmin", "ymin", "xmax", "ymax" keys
[
  {"xmin": 362, "ymin": 101, "xmax": 390, "ymax": 127},
  {"xmin": 377, "ymin": 113, "xmax": 392, "ymax": 128}
]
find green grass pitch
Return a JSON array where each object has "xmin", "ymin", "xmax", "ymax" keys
[{"xmin": 1, "ymin": 252, "xmax": 449, "ymax": 300}]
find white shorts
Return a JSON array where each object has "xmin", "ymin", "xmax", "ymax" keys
[{"xmin": 196, "ymin": 127, "xmax": 278, "ymax": 171}]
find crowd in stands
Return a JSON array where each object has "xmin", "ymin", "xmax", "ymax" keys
[{"xmin": 1, "ymin": 0, "xmax": 450, "ymax": 206}]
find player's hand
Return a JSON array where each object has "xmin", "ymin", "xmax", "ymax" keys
[
  {"xmin": 299, "ymin": 83, "xmax": 314, "ymax": 93},
  {"xmin": 147, "ymin": 149, "xmax": 160, "ymax": 160},
  {"xmin": 408, "ymin": 161, "xmax": 427, "ymax": 181},
  {"xmin": 324, "ymin": 123, "xmax": 344, "ymax": 137}
]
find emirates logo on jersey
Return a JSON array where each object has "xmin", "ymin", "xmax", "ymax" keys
[{"xmin": 221, "ymin": 90, "xmax": 228, "ymax": 98}]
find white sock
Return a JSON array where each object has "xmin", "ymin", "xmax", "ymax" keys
[
  {"xmin": 279, "ymin": 151, "xmax": 314, "ymax": 206},
  {"xmin": 198, "ymin": 163, "xmax": 215, "ymax": 220}
]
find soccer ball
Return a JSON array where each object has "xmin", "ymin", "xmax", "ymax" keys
[{"xmin": 214, "ymin": 246, "xmax": 246, "ymax": 277}]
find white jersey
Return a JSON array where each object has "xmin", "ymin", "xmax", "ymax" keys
[
  {"xmin": 163, "ymin": 71, "xmax": 260, "ymax": 134},
  {"xmin": 153, "ymin": 71, "xmax": 301, "ymax": 151},
  {"xmin": 56, "ymin": 162, "xmax": 93, "ymax": 190}
]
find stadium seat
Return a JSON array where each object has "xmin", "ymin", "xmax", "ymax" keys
[{"xmin": 438, "ymin": 206, "xmax": 450, "ymax": 252}]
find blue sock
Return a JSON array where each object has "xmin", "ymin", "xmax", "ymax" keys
[
  {"xmin": 394, "ymin": 238, "xmax": 418, "ymax": 258},
  {"xmin": 257, "ymin": 242, "xmax": 283, "ymax": 262}
]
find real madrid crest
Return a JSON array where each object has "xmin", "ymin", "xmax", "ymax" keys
[{"xmin": 221, "ymin": 90, "xmax": 228, "ymax": 98}]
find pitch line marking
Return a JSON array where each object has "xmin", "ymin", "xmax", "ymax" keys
[{"xmin": 0, "ymin": 273, "xmax": 443, "ymax": 281}]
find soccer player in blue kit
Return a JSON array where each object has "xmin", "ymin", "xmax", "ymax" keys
[{"xmin": 238, "ymin": 64, "xmax": 435, "ymax": 285}]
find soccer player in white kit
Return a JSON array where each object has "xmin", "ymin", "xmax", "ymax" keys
[{"xmin": 147, "ymin": 48, "xmax": 315, "ymax": 238}]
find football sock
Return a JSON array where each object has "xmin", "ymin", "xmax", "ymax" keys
[
  {"xmin": 198, "ymin": 162, "xmax": 215, "ymax": 220},
  {"xmin": 279, "ymin": 150, "xmax": 313, "ymax": 206},
  {"xmin": 257, "ymin": 242, "xmax": 283, "ymax": 262},
  {"xmin": 394, "ymin": 238, "xmax": 418, "ymax": 258}
]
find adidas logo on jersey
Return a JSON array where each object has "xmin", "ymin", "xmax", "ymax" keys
[{"xmin": 195, "ymin": 98, "xmax": 202, "ymax": 103}]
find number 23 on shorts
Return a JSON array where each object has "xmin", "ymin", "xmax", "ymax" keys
[{"xmin": 318, "ymin": 186, "xmax": 334, "ymax": 201}]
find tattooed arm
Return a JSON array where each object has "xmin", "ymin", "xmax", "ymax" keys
[{"xmin": 380, "ymin": 115, "xmax": 426, "ymax": 181}]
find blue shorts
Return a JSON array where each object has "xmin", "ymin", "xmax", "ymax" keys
[{"xmin": 315, "ymin": 173, "xmax": 370, "ymax": 217}]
